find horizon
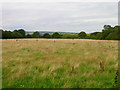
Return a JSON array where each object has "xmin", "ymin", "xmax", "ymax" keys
[{"xmin": 1, "ymin": 29, "xmax": 105, "ymax": 34}]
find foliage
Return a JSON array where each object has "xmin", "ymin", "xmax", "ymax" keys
[
  {"xmin": 2, "ymin": 29, "xmax": 25, "ymax": 39},
  {"xmin": 52, "ymin": 32, "xmax": 61, "ymax": 38},
  {"xmin": 26, "ymin": 34, "xmax": 33, "ymax": 38},
  {"xmin": 12, "ymin": 31, "xmax": 23, "ymax": 38},
  {"xmin": 60, "ymin": 33, "xmax": 78, "ymax": 39},
  {"xmin": 17, "ymin": 29, "xmax": 25, "ymax": 37},
  {"xmin": 42, "ymin": 33, "xmax": 51, "ymax": 38},
  {"xmin": 90, "ymin": 32, "xmax": 101, "ymax": 39},
  {"xmin": 89, "ymin": 25, "xmax": 119, "ymax": 40},
  {"xmin": 1, "ymin": 25, "xmax": 120, "ymax": 40},
  {"xmin": 32, "ymin": 31, "xmax": 40, "ymax": 38},
  {"xmin": 114, "ymin": 70, "xmax": 120, "ymax": 88},
  {"xmin": 78, "ymin": 31, "xmax": 86, "ymax": 39}
]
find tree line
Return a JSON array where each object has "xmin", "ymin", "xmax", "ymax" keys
[{"xmin": 1, "ymin": 25, "xmax": 120, "ymax": 40}]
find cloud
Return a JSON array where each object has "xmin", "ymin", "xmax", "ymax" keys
[{"xmin": 2, "ymin": 2, "xmax": 118, "ymax": 33}]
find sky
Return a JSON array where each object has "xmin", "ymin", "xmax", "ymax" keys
[{"xmin": 1, "ymin": 1, "xmax": 118, "ymax": 33}]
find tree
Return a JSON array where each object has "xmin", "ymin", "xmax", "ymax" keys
[
  {"xmin": 101, "ymin": 25, "xmax": 113, "ymax": 39},
  {"xmin": 90, "ymin": 32, "xmax": 101, "ymax": 39},
  {"xmin": 103, "ymin": 25, "xmax": 112, "ymax": 30},
  {"xmin": 2, "ymin": 30, "xmax": 13, "ymax": 39},
  {"xmin": 78, "ymin": 31, "xmax": 86, "ymax": 39},
  {"xmin": 26, "ymin": 34, "xmax": 32, "ymax": 38},
  {"xmin": 52, "ymin": 32, "xmax": 61, "ymax": 38},
  {"xmin": 1, "ymin": 25, "xmax": 119, "ymax": 40},
  {"xmin": 42, "ymin": 33, "xmax": 51, "ymax": 38},
  {"xmin": 105, "ymin": 32, "xmax": 118, "ymax": 40},
  {"xmin": 61, "ymin": 33, "xmax": 78, "ymax": 39},
  {"xmin": 96, "ymin": 32, "xmax": 102, "ymax": 40},
  {"xmin": 32, "ymin": 31, "xmax": 40, "ymax": 38},
  {"xmin": 105, "ymin": 26, "xmax": 119, "ymax": 40},
  {"xmin": 12, "ymin": 31, "xmax": 23, "ymax": 38},
  {"xmin": 18, "ymin": 29, "xmax": 25, "ymax": 37}
]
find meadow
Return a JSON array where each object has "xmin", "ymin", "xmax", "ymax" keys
[{"xmin": 2, "ymin": 39, "xmax": 118, "ymax": 88}]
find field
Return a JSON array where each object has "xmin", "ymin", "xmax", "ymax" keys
[{"xmin": 2, "ymin": 39, "xmax": 118, "ymax": 88}]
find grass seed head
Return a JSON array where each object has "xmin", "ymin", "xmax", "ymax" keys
[
  {"xmin": 100, "ymin": 61, "xmax": 104, "ymax": 72},
  {"xmin": 71, "ymin": 66, "xmax": 74, "ymax": 73}
]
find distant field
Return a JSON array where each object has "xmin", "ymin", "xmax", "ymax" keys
[{"xmin": 2, "ymin": 39, "xmax": 118, "ymax": 88}]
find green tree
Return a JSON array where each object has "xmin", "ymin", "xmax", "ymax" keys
[
  {"xmin": 52, "ymin": 32, "xmax": 61, "ymax": 38},
  {"xmin": 78, "ymin": 31, "xmax": 86, "ymax": 39},
  {"xmin": 2, "ymin": 30, "xmax": 13, "ymax": 39},
  {"xmin": 43, "ymin": 33, "xmax": 51, "ymax": 38},
  {"xmin": 61, "ymin": 33, "xmax": 78, "ymax": 39},
  {"xmin": 12, "ymin": 31, "xmax": 23, "ymax": 38},
  {"xmin": 18, "ymin": 29, "xmax": 25, "ymax": 37},
  {"xmin": 90, "ymin": 32, "xmax": 101, "ymax": 39},
  {"xmin": 103, "ymin": 25, "xmax": 112, "ymax": 30},
  {"xmin": 96, "ymin": 32, "xmax": 102, "ymax": 40},
  {"xmin": 32, "ymin": 31, "xmax": 40, "ymax": 38},
  {"xmin": 101, "ymin": 25, "xmax": 113, "ymax": 39},
  {"xmin": 105, "ymin": 26, "xmax": 119, "ymax": 40},
  {"xmin": 26, "ymin": 34, "xmax": 32, "ymax": 38}
]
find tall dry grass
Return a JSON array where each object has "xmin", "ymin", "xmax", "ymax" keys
[{"xmin": 2, "ymin": 39, "xmax": 118, "ymax": 88}]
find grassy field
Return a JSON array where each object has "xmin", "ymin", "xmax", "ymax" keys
[{"xmin": 2, "ymin": 39, "xmax": 118, "ymax": 88}]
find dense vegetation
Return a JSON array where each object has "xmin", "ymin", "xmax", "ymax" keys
[{"xmin": 1, "ymin": 25, "xmax": 120, "ymax": 40}]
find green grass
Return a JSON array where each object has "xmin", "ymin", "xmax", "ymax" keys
[{"xmin": 2, "ymin": 39, "xmax": 118, "ymax": 88}]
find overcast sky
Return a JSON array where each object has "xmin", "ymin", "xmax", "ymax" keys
[{"xmin": 2, "ymin": 2, "xmax": 118, "ymax": 33}]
